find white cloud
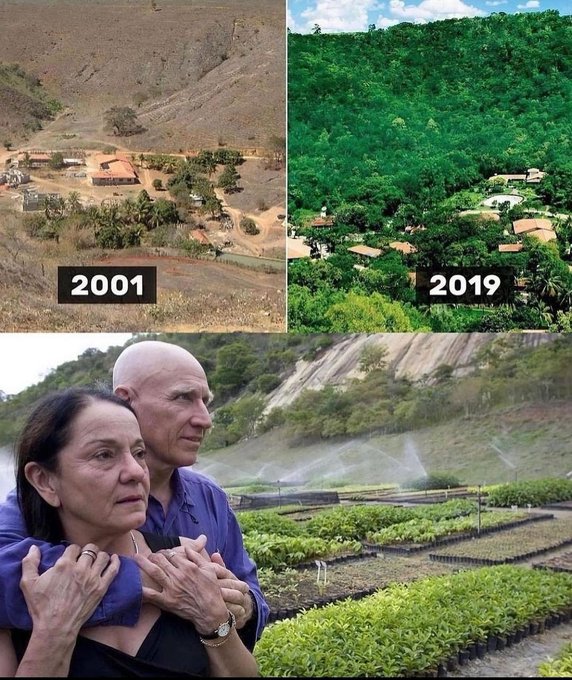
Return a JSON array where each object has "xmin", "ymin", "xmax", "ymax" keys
[
  {"xmin": 0, "ymin": 333, "xmax": 133, "ymax": 394},
  {"xmin": 485, "ymin": 1, "xmax": 507, "ymax": 6},
  {"xmin": 517, "ymin": 0, "xmax": 540, "ymax": 8},
  {"xmin": 376, "ymin": 16, "xmax": 400, "ymax": 27},
  {"xmin": 287, "ymin": 8, "xmax": 301, "ymax": 32},
  {"xmin": 387, "ymin": 0, "xmax": 486, "ymax": 23},
  {"xmin": 298, "ymin": 0, "xmax": 379, "ymax": 33}
]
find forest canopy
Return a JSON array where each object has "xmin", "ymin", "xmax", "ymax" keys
[
  {"xmin": 288, "ymin": 11, "xmax": 572, "ymax": 333},
  {"xmin": 288, "ymin": 11, "xmax": 572, "ymax": 220}
]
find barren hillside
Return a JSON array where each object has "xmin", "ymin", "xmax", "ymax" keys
[{"xmin": 0, "ymin": 0, "xmax": 285, "ymax": 150}]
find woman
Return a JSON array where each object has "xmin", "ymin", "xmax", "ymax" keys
[{"xmin": 0, "ymin": 388, "xmax": 258, "ymax": 677}]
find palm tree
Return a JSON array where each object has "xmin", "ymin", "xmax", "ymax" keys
[
  {"xmin": 529, "ymin": 265, "xmax": 565, "ymax": 303},
  {"xmin": 67, "ymin": 191, "xmax": 82, "ymax": 215},
  {"xmin": 121, "ymin": 197, "xmax": 137, "ymax": 225}
]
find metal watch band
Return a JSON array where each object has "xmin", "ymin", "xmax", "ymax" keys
[{"xmin": 199, "ymin": 610, "xmax": 235, "ymax": 640}]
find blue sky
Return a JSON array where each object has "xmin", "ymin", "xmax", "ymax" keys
[{"xmin": 288, "ymin": 0, "xmax": 571, "ymax": 33}]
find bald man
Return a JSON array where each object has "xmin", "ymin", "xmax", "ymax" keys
[{"xmin": 0, "ymin": 341, "xmax": 269, "ymax": 650}]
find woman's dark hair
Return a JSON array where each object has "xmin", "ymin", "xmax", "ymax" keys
[{"xmin": 16, "ymin": 387, "xmax": 137, "ymax": 542}]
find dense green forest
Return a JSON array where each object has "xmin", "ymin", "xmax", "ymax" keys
[
  {"xmin": 1, "ymin": 334, "xmax": 570, "ymax": 456},
  {"xmin": 288, "ymin": 11, "xmax": 572, "ymax": 332}
]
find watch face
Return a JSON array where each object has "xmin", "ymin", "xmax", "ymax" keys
[{"xmin": 218, "ymin": 622, "xmax": 230, "ymax": 637}]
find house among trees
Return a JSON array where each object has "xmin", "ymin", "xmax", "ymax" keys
[
  {"xmin": 388, "ymin": 240, "xmax": 417, "ymax": 255},
  {"xmin": 488, "ymin": 168, "xmax": 546, "ymax": 185},
  {"xmin": 498, "ymin": 243, "xmax": 524, "ymax": 253},
  {"xmin": 91, "ymin": 154, "xmax": 139, "ymax": 186},
  {"xmin": 512, "ymin": 218, "xmax": 556, "ymax": 243},
  {"xmin": 17, "ymin": 150, "xmax": 85, "ymax": 169},
  {"xmin": 310, "ymin": 215, "xmax": 335, "ymax": 227},
  {"xmin": 21, "ymin": 189, "xmax": 60, "ymax": 211},
  {"xmin": 17, "ymin": 151, "xmax": 51, "ymax": 168},
  {"xmin": 527, "ymin": 229, "xmax": 557, "ymax": 242},
  {"xmin": 189, "ymin": 192, "xmax": 204, "ymax": 207},
  {"xmin": 347, "ymin": 244, "xmax": 382, "ymax": 261},
  {"xmin": 513, "ymin": 218, "xmax": 554, "ymax": 235}
]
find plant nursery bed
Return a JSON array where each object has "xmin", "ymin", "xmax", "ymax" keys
[
  {"xmin": 264, "ymin": 554, "xmax": 465, "ymax": 622},
  {"xmin": 369, "ymin": 513, "xmax": 553, "ymax": 556},
  {"xmin": 533, "ymin": 549, "xmax": 572, "ymax": 574},
  {"xmin": 427, "ymin": 516, "xmax": 572, "ymax": 565}
]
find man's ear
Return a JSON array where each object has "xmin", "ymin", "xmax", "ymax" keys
[
  {"xmin": 24, "ymin": 462, "xmax": 61, "ymax": 508},
  {"xmin": 114, "ymin": 385, "xmax": 132, "ymax": 402}
]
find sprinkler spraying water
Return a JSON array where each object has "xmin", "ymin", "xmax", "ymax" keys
[{"xmin": 490, "ymin": 441, "xmax": 518, "ymax": 482}]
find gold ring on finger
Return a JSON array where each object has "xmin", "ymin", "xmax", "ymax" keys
[{"xmin": 79, "ymin": 549, "xmax": 97, "ymax": 563}]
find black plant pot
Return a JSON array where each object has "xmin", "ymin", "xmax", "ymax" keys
[
  {"xmin": 496, "ymin": 636, "xmax": 506, "ymax": 651},
  {"xmin": 468, "ymin": 644, "xmax": 477, "ymax": 661},
  {"xmin": 487, "ymin": 635, "xmax": 498, "ymax": 653},
  {"xmin": 529, "ymin": 622, "xmax": 540, "ymax": 636},
  {"xmin": 476, "ymin": 641, "xmax": 486, "ymax": 659},
  {"xmin": 446, "ymin": 657, "xmax": 457, "ymax": 672},
  {"xmin": 437, "ymin": 663, "xmax": 447, "ymax": 677},
  {"xmin": 458, "ymin": 650, "xmax": 470, "ymax": 666}
]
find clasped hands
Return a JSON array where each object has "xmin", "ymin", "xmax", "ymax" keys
[{"xmin": 134, "ymin": 535, "xmax": 254, "ymax": 632}]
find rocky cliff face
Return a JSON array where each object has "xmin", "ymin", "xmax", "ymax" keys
[
  {"xmin": 264, "ymin": 332, "xmax": 554, "ymax": 413},
  {"xmin": 197, "ymin": 332, "xmax": 563, "ymax": 488}
]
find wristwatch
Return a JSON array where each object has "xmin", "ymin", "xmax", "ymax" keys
[{"xmin": 200, "ymin": 611, "xmax": 236, "ymax": 640}]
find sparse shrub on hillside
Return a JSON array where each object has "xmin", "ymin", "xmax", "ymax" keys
[
  {"xmin": 256, "ymin": 373, "xmax": 282, "ymax": 394},
  {"xmin": 48, "ymin": 152, "xmax": 65, "ymax": 170},
  {"xmin": 257, "ymin": 407, "xmax": 286, "ymax": 433},
  {"xmin": 240, "ymin": 217, "xmax": 259, "ymax": 235},
  {"xmin": 104, "ymin": 106, "xmax": 146, "ymax": 136}
]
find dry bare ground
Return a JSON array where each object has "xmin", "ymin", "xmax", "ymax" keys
[
  {"xmin": 0, "ymin": 0, "xmax": 285, "ymax": 151},
  {"xmin": 0, "ymin": 0, "xmax": 286, "ymax": 332}
]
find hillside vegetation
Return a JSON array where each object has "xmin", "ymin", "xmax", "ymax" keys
[
  {"xmin": 289, "ymin": 11, "xmax": 572, "ymax": 216},
  {"xmin": 0, "ymin": 333, "xmax": 570, "ymax": 487},
  {"xmin": 288, "ymin": 11, "xmax": 572, "ymax": 332},
  {"xmin": 0, "ymin": 63, "xmax": 61, "ymax": 143}
]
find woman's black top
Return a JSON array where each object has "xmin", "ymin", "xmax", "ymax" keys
[{"xmin": 11, "ymin": 533, "xmax": 209, "ymax": 677}]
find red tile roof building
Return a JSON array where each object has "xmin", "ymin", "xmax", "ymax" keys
[{"xmin": 91, "ymin": 155, "xmax": 139, "ymax": 186}]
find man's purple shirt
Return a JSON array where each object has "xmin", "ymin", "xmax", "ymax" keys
[{"xmin": 0, "ymin": 468, "xmax": 268, "ymax": 641}]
